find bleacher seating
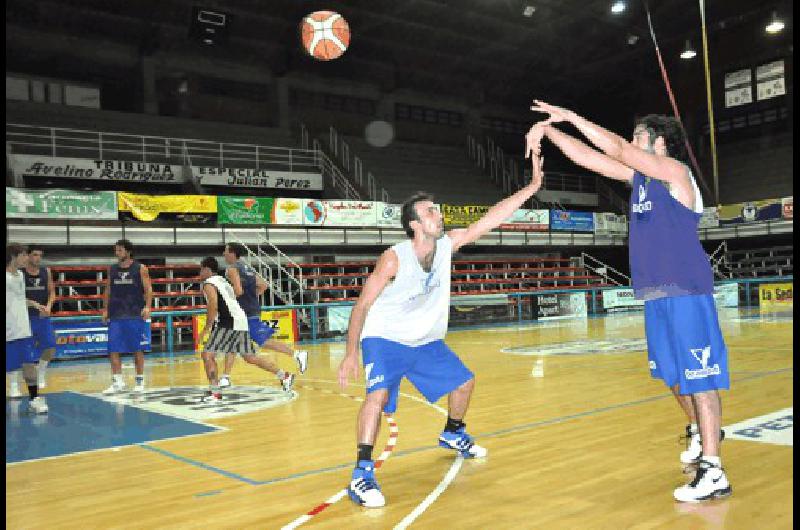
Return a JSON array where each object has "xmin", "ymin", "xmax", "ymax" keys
[
  {"xmin": 294, "ymin": 257, "xmax": 608, "ymax": 302},
  {"xmin": 725, "ymin": 245, "xmax": 794, "ymax": 278},
  {"xmin": 341, "ymin": 135, "xmax": 504, "ymax": 205}
]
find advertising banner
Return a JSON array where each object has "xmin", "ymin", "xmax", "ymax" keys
[
  {"xmin": 6, "ymin": 187, "xmax": 117, "ymax": 220},
  {"xmin": 593, "ymin": 212, "xmax": 628, "ymax": 234},
  {"xmin": 328, "ymin": 306, "xmax": 353, "ymax": 333},
  {"xmin": 271, "ymin": 198, "xmax": 304, "ymax": 225},
  {"xmin": 193, "ymin": 310, "xmax": 298, "ymax": 350},
  {"xmin": 713, "ymin": 283, "xmax": 740, "ymax": 308},
  {"xmin": 782, "ymin": 197, "xmax": 793, "ymax": 219},
  {"xmin": 52, "ymin": 320, "xmax": 151, "ymax": 359},
  {"xmin": 375, "ymin": 202, "xmax": 403, "ymax": 228},
  {"xmin": 759, "ymin": 282, "xmax": 793, "ymax": 310},
  {"xmin": 193, "ymin": 167, "xmax": 323, "ymax": 191},
  {"xmin": 302, "ymin": 200, "xmax": 377, "ymax": 227},
  {"xmin": 217, "ymin": 196, "xmax": 274, "ymax": 225},
  {"xmin": 602, "ymin": 288, "xmax": 644, "ymax": 310},
  {"xmin": 117, "ymin": 193, "xmax": 217, "ymax": 222},
  {"xmin": 534, "ymin": 292, "xmax": 588, "ymax": 320},
  {"xmin": 718, "ymin": 199, "xmax": 783, "ymax": 225},
  {"xmin": 500, "ymin": 209, "xmax": 549, "ymax": 231},
  {"xmin": 550, "ymin": 210, "xmax": 595, "ymax": 231},
  {"xmin": 11, "ymin": 155, "xmax": 181, "ymax": 184},
  {"xmin": 442, "ymin": 204, "xmax": 490, "ymax": 226},
  {"xmin": 699, "ymin": 207, "xmax": 720, "ymax": 229}
]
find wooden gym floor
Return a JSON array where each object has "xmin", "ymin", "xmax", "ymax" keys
[{"xmin": 6, "ymin": 307, "xmax": 793, "ymax": 529}]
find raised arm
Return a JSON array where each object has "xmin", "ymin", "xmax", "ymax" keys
[
  {"xmin": 448, "ymin": 148, "xmax": 544, "ymax": 252},
  {"xmin": 543, "ymin": 125, "xmax": 634, "ymax": 183},
  {"xmin": 338, "ymin": 249, "xmax": 398, "ymax": 389},
  {"xmin": 532, "ymin": 100, "xmax": 687, "ymax": 187}
]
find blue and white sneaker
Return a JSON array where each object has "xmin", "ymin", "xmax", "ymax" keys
[
  {"xmin": 347, "ymin": 460, "xmax": 385, "ymax": 508},
  {"xmin": 439, "ymin": 426, "xmax": 487, "ymax": 458}
]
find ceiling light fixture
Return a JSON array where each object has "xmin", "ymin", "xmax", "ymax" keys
[
  {"xmin": 680, "ymin": 39, "xmax": 697, "ymax": 60},
  {"xmin": 765, "ymin": 11, "xmax": 785, "ymax": 34},
  {"xmin": 523, "ymin": 5, "xmax": 536, "ymax": 17},
  {"xmin": 611, "ymin": 1, "xmax": 626, "ymax": 15}
]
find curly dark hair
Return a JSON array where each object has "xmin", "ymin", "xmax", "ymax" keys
[{"xmin": 634, "ymin": 114, "xmax": 688, "ymax": 165}]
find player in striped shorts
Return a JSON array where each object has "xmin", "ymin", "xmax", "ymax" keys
[{"xmin": 197, "ymin": 257, "xmax": 294, "ymax": 402}]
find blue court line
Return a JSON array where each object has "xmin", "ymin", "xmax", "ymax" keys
[
  {"xmin": 140, "ymin": 366, "xmax": 793, "ymax": 487},
  {"xmin": 195, "ymin": 490, "xmax": 223, "ymax": 497}
]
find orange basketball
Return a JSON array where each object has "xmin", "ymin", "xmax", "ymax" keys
[{"xmin": 300, "ymin": 10, "xmax": 350, "ymax": 61}]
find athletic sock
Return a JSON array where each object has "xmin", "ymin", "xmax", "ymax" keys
[
  {"xmin": 135, "ymin": 375, "xmax": 144, "ymax": 385},
  {"xmin": 445, "ymin": 417, "xmax": 465, "ymax": 433},
  {"xmin": 690, "ymin": 423, "xmax": 698, "ymax": 434},
  {"xmin": 113, "ymin": 374, "xmax": 124, "ymax": 385},
  {"xmin": 703, "ymin": 455, "xmax": 721, "ymax": 467},
  {"xmin": 9, "ymin": 371, "xmax": 21, "ymax": 392},
  {"xmin": 39, "ymin": 359, "xmax": 49, "ymax": 372},
  {"xmin": 28, "ymin": 384, "xmax": 38, "ymax": 400},
  {"xmin": 276, "ymin": 369, "xmax": 287, "ymax": 380},
  {"xmin": 357, "ymin": 444, "xmax": 374, "ymax": 463},
  {"xmin": 222, "ymin": 373, "xmax": 230, "ymax": 379}
]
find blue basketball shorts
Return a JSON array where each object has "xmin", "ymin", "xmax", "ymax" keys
[
  {"xmin": 107, "ymin": 318, "xmax": 152, "ymax": 354},
  {"xmin": 29, "ymin": 315, "xmax": 57, "ymax": 354},
  {"xmin": 247, "ymin": 316, "xmax": 276, "ymax": 346},
  {"xmin": 360, "ymin": 337, "xmax": 475, "ymax": 414},
  {"xmin": 6, "ymin": 336, "xmax": 37, "ymax": 372},
  {"xmin": 644, "ymin": 294, "xmax": 730, "ymax": 395}
]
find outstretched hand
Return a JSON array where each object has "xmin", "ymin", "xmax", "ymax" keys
[{"xmin": 530, "ymin": 100, "xmax": 573, "ymax": 123}]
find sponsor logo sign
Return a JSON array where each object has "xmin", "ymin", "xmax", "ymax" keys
[
  {"xmin": 271, "ymin": 198, "xmax": 304, "ymax": 225},
  {"xmin": 713, "ymin": 283, "xmax": 739, "ymax": 308},
  {"xmin": 534, "ymin": 292, "xmax": 587, "ymax": 320},
  {"xmin": 375, "ymin": 202, "xmax": 402, "ymax": 228},
  {"xmin": 602, "ymin": 288, "xmax": 644, "ymax": 310},
  {"xmin": 193, "ymin": 310, "xmax": 298, "ymax": 350},
  {"xmin": 550, "ymin": 210, "xmax": 595, "ymax": 231},
  {"xmin": 500, "ymin": 209, "xmax": 550, "ymax": 231},
  {"xmin": 724, "ymin": 408, "xmax": 793, "ymax": 446},
  {"xmin": 759, "ymin": 282, "xmax": 793, "ymax": 310},
  {"xmin": 217, "ymin": 196, "xmax": 274, "ymax": 225},
  {"xmin": 117, "ymin": 193, "xmax": 217, "ymax": 222},
  {"xmin": 442, "ymin": 204, "xmax": 490, "ymax": 226},
  {"xmin": 12, "ymin": 155, "xmax": 180, "ymax": 183},
  {"xmin": 6, "ymin": 187, "xmax": 117, "ymax": 220}
]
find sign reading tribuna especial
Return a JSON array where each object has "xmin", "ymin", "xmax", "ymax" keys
[{"xmin": 6, "ymin": 187, "xmax": 118, "ymax": 219}]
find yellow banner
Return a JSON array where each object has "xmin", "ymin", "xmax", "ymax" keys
[
  {"xmin": 759, "ymin": 282, "xmax": 793, "ymax": 309},
  {"xmin": 193, "ymin": 310, "xmax": 298, "ymax": 351},
  {"xmin": 117, "ymin": 193, "xmax": 217, "ymax": 222},
  {"xmin": 442, "ymin": 204, "xmax": 489, "ymax": 226}
]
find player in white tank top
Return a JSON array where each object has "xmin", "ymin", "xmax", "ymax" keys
[{"xmin": 337, "ymin": 127, "xmax": 548, "ymax": 508}]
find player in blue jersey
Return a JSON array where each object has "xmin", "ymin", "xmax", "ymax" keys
[
  {"xmin": 528, "ymin": 101, "xmax": 730, "ymax": 502},
  {"xmin": 102, "ymin": 240, "xmax": 153, "ymax": 394}
]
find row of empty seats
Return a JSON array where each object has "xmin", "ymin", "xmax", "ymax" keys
[{"xmin": 725, "ymin": 245, "xmax": 794, "ymax": 278}]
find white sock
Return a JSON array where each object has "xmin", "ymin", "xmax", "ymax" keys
[
  {"xmin": 276, "ymin": 369, "xmax": 286, "ymax": 380},
  {"xmin": 135, "ymin": 375, "xmax": 144, "ymax": 384},
  {"xmin": 39, "ymin": 359, "xmax": 49, "ymax": 372},
  {"xmin": 113, "ymin": 374, "xmax": 124, "ymax": 385},
  {"xmin": 222, "ymin": 374, "xmax": 230, "ymax": 379},
  {"xmin": 690, "ymin": 423, "xmax": 698, "ymax": 435},
  {"xmin": 9, "ymin": 371, "xmax": 21, "ymax": 390},
  {"xmin": 703, "ymin": 455, "xmax": 721, "ymax": 467}
]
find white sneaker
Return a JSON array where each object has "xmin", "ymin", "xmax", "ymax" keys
[
  {"xmin": 133, "ymin": 383, "xmax": 145, "ymax": 393},
  {"xmin": 281, "ymin": 373, "xmax": 295, "ymax": 392},
  {"xmin": 102, "ymin": 382, "xmax": 127, "ymax": 395},
  {"xmin": 674, "ymin": 460, "xmax": 732, "ymax": 502},
  {"xmin": 29, "ymin": 396, "xmax": 49, "ymax": 414},
  {"xmin": 294, "ymin": 350, "xmax": 309, "ymax": 374},
  {"xmin": 219, "ymin": 376, "xmax": 232, "ymax": 388},
  {"xmin": 8, "ymin": 384, "xmax": 23, "ymax": 400},
  {"xmin": 200, "ymin": 391, "xmax": 222, "ymax": 403},
  {"xmin": 347, "ymin": 461, "xmax": 386, "ymax": 508}
]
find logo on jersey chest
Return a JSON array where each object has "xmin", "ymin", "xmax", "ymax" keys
[
  {"xmin": 632, "ymin": 184, "xmax": 653, "ymax": 214},
  {"xmin": 114, "ymin": 271, "xmax": 134, "ymax": 285},
  {"xmin": 407, "ymin": 270, "xmax": 441, "ymax": 301}
]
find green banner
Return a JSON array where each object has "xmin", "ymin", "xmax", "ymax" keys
[
  {"xmin": 6, "ymin": 187, "xmax": 118, "ymax": 219},
  {"xmin": 217, "ymin": 196, "xmax": 274, "ymax": 224}
]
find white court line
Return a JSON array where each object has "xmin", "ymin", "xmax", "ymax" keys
[
  {"xmin": 394, "ymin": 455, "xmax": 465, "ymax": 530},
  {"xmin": 299, "ymin": 378, "xmax": 465, "ymax": 528}
]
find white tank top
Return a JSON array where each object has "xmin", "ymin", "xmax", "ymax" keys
[
  {"xmin": 6, "ymin": 270, "xmax": 32, "ymax": 341},
  {"xmin": 203, "ymin": 275, "xmax": 248, "ymax": 331},
  {"xmin": 361, "ymin": 235, "xmax": 452, "ymax": 346}
]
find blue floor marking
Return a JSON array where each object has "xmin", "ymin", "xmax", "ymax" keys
[
  {"xmin": 139, "ymin": 366, "xmax": 792, "ymax": 487},
  {"xmin": 6, "ymin": 392, "xmax": 219, "ymax": 464}
]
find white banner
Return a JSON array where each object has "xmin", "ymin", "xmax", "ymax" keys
[
  {"xmin": 500, "ymin": 209, "xmax": 549, "ymax": 231},
  {"xmin": 375, "ymin": 202, "xmax": 402, "ymax": 228},
  {"xmin": 724, "ymin": 68, "xmax": 751, "ymax": 89},
  {"xmin": 724, "ymin": 68, "xmax": 753, "ymax": 108},
  {"xmin": 271, "ymin": 198, "xmax": 304, "ymax": 225},
  {"xmin": 602, "ymin": 288, "xmax": 644, "ymax": 310},
  {"xmin": 303, "ymin": 200, "xmax": 377, "ymax": 227},
  {"xmin": 699, "ymin": 207, "xmax": 720, "ymax": 228},
  {"xmin": 593, "ymin": 212, "xmax": 628, "ymax": 234},
  {"xmin": 193, "ymin": 167, "xmax": 323, "ymax": 190},
  {"xmin": 11, "ymin": 155, "xmax": 181, "ymax": 184},
  {"xmin": 756, "ymin": 60, "xmax": 786, "ymax": 101},
  {"xmin": 713, "ymin": 283, "xmax": 739, "ymax": 308}
]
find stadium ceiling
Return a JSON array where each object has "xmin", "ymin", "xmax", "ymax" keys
[{"xmin": 6, "ymin": 0, "xmax": 792, "ymax": 114}]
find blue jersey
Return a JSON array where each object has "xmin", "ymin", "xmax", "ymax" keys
[
  {"xmin": 22, "ymin": 266, "xmax": 50, "ymax": 318},
  {"xmin": 108, "ymin": 261, "xmax": 145, "ymax": 319},
  {"xmin": 226, "ymin": 261, "xmax": 260, "ymax": 317},
  {"xmin": 628, "ymin": 171, "xmax": 713, "ymax": 300}
]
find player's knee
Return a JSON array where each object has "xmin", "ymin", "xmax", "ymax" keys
[
  {"xmin": 459, "ymin": 377, "xmax": 475, "ymax": 392},
  {"xmin": 241, "ymin": 354, "xmax": 257, "ymax": 364},
  {"xmin": 365, "ymin": 388, "xmax": 389, "ymax": 407}
]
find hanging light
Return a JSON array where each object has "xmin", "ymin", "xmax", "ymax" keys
[
  {"xmin": 680, "ymin": 39, "xmax": 697, "ymax": 60},
  {"xmin": 611, "ymin": 1, "xmax": 626, "ymax": 14},
  {"xmin": 765, "ymin": 11, "xmax": 785, "ymax": 34}
]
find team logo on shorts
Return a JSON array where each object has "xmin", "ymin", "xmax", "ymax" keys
[
  {"xmin": 649, "ymin": 360, "xmax": 657, "ymax": 370},
  {"xmin": 364, "ymin": 363, "xmax": 384, "ymax": 389},
  {"xmin": 685, "ymin": 345, "xmax": 721, "ymax": 380}
]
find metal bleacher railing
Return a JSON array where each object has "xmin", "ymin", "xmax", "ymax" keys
[{"xmin": 5, "ymin": 123, "xmax": 361, "ymax": 200}]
